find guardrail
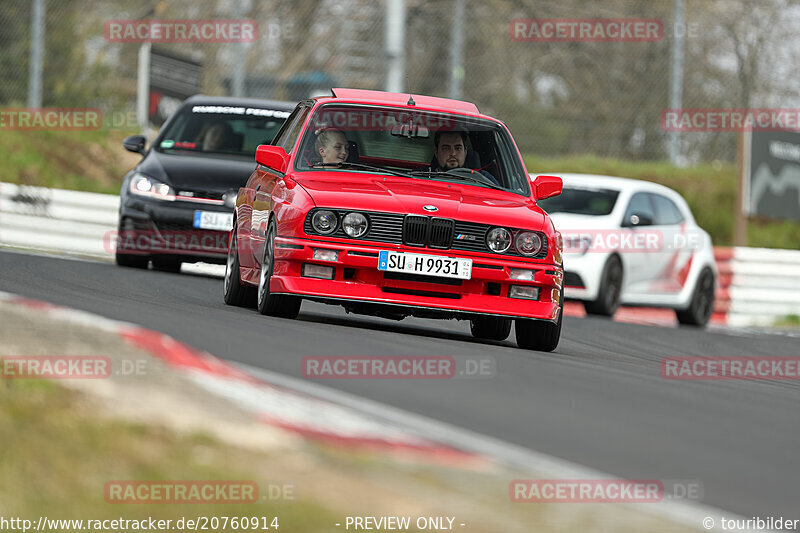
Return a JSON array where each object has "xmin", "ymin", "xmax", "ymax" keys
[
  {"xmin": 1, "ymin": 181, "xmax": 798, "ymax": 328},
  {"xmin": 714, "ymin": 246, "xmax": 800, "ymax": 327},
  {"xmin": 0, "ymin": 181, "xmax": 118, "ymax": 256}
]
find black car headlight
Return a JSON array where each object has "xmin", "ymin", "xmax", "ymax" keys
[
  {"xmin": 311, "ymin": 210, "xmax": 338, "ymax": 234},
  {"xmin": 342, "ymin": 212, "xmax": 368, "ymax": 238},
  {"xmin": 486, "ymin": 227, "xmax": 512, "ymax": 253},
  {"xmin": 515, "ymin": 231, "xmax": 544, "ymax": 256},
  {"xmin": 129, "ymin": 173, "xmax": 175, "ymax": 201}
]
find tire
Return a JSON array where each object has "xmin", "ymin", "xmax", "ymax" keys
[
  {"xmin": 115, "ymin": 252, "xmax": 148, "ymax": 269},
  {"xmin": 676, "ymin": 268, "xmax": 715, "ymax": 327},
  {"xmin": 223, "ymin": 226, "xmax": 256, "ymax": 307},
  {"xmin": 257, "ymin": 220, "xmax": 301, "ymax": 318},
  {"xmin": 151, "ymin": 256, "xmax": 181, "ymax": 273},
  {"xmin": 515, "ymin": 287, "xmax": 563, "ymax": 352},
  {"xmin": 114, "ymin": 222, "xmax": 148, "ymax": 268},
  {"xmin": 584, "ymin": 255, "xmax": 623, "ymax": 316},
  {"xmin": 470, "ymin": 316, "xmax": 512, "ymax": 341}
]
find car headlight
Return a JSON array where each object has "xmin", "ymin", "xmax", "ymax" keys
[
  {"xmin": 486, "ymin": 227, "xmax": 512, "ymax": 253},
  {"xmin": 129, "ymin": 173, "xmax": 174, "ymax": 201},
  {"xmin": 311, "ymin": 210, "xmax": 338, "ymax": 234},
  {"xmin": 342, "ymin": 212, "xmax": 368, "ymax": 238},
  {"xmin": 515, "ymin": 231, "xmax": 544, "ymax": 256}
]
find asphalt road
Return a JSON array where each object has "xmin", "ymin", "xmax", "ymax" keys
[{"xmin": 1, "ymin": 250, "xmax": 798, "ymax": 520}]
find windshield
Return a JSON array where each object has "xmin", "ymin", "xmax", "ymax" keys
[
  {"xmin": 538, "ymin": 186, "xmax": 619, "ymax": 215},
  {"xmin": 295, "ymin": 104, "xmax": 530, "ymax": 195},
  {"xmin": 155, "ymin": 104, "xmax": 291, "ymax": 157}
]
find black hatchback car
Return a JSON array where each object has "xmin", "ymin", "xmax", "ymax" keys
[{"xmin": 116, "ymin": 95, "xmax": 294, "ymax": 271}]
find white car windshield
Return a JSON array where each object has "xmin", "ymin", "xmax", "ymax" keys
[{"xmin": 538, "ymin": 186, "xmax": 619, "ymax": 215}]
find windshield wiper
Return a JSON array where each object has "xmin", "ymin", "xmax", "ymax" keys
[
  {"xmin": 408, "ymin": 169, "xmax": 506, "ymax": 191},
  {"xmin": 316, "ymin": 162, "xmax": 417, "ymax": 179}
]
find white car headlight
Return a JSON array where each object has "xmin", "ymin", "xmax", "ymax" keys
[
  {"xmin": 486, "ymin": 227, "xmax": 512, "ymax": 253},
  {"xmin": 311, "ymin": 210, "xmax": 338, "ymax": 234},
  {"xmin": 129, "ymin": 174, "xmax": 175, "ymax": 201},
  {"xmin": 515, "ymin": 231, "xmax": 544, "ymax": 256},
  {"xmin": 342, "ymin": 212, "xmax": 368, "ymax": 238}
]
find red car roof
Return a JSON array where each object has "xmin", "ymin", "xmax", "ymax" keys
[{"xmin": 325, "ymin": 88, "xmax": 480, "ymax": 115}]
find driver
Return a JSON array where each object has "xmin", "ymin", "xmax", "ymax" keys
[
  {"xmin": 418, "ymin": 130, "xmax": 500, "ymax": 185},
  {"xmin": 315, "ymin": 128, "xmax": 349, "ymax": 165}
]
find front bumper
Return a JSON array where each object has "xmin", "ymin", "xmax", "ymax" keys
[
  {"xmin": 267, "ymin": 236, "xmax": 563, "ymax": 321},
  {"xmin": 119, "ymin": 196, "xmax": 231, "ymax": 262},
  {"xmin": 561, "ymin": 251, "xmax": 607, "ymax": 301}
]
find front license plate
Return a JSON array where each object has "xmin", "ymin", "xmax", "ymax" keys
[
  {"xmin": 378, "ymin": 251, "xmax": 472, "ymax": 280},
  {"xmin": 193, "ymin": 211, "xmax": 233, "ymax": 231}
]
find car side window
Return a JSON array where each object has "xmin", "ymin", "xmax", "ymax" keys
[
  {"xmin": 275, "ymin": 107, "xmax": 310, "ymax": 152},
  {"xmin": 650, "ymin": 194, "xmax": 685, "ymax": 225},
  {"xmin": 272, "ymin": 107, "xmax": 303, "ymax": 147},
  {"xmin": 623, "ymin": 192, "xmax": 655, "ymax": 225}
]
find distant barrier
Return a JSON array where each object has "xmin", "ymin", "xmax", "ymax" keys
[
  {"xmin": 2, "ymin": 181, "xmax": 799, "ymax": 328},
  {"xmin": 714, "ymin": 246, "xmax": 800, "ymax": 328},
  {"xmin": 0, "ymin": 182, "xmax": 118, "ymax": 256}
]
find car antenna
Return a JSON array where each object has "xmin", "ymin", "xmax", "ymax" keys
[{"xmin": 406, "ymin": 77, "xmax": 415, "ymax": 105}]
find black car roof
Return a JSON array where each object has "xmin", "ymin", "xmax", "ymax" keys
[{"xmin": 183, "ymin": 94, "xmax": 296, "ymax": 111}]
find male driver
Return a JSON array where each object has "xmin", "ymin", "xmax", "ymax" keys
[{"xmin": 417, "ymin": 130, "xmax": 500, "ymax": 185}]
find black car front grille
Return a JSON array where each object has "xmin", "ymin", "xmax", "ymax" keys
[
  {"xmin": 403, "ymin": 216, "xmax": 428, "ymax": 246},
  {"xmin": 402, "ymin": 216, "xmax": 454, "ymax": 249},
  {"xmin": 176, "ymin": 190, "xmax": 224, "ymax": 201},
  {"xmin": 429, "ymin": 218, "xmax": 454, "ymax": 248}
]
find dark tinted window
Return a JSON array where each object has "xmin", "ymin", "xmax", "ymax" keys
[
  {"xmin": 155, "ymin": 104, "xmax": 291, "ymax": 157},
  {"xmin": 276, "ymin": 106, "xmax": 310, "ymax": 151},
  {"xmin": 538, "ymin": 187, "xmax": 619, "ymax": 215},
  {"xmin": 623, "ymin": 192, "xmax": 655, "ymax": 224},
  {"xmin": 650, "ymin": 194, "xmax": 685, "ymax": 225}
]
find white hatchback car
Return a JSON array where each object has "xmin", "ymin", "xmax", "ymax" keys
[{"xmin": 537, "ymin": 174, "xmax": 717, "ymax": 326}]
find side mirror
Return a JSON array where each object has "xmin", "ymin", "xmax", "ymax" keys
[
  {"xmin": 255, "ymin": 144, "xmax": 290, "ymax": 173},
  {"xmin": 122, "ymin": 135, "xmax": 146, "ymax": 154},
  {"xmin": 622, "ymin": 212, "xmax": 654, "ymax": 227},
  {"xmin": 532, "ymin": 175, "xmax": 562, "ymax": 200}
]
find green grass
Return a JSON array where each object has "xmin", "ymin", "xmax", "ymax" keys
[
  {"xmin": 0, "ymin": 128, "xmax": 137, "ymax": 194},
  {"xmin": 0, "ymin": 380, "xmax": 337, "ymax": 531},
  {"xmin": 774, "ymin": 314, "xmax": 800, "ymax": 328},
  {"xmin": 525, "ymin": 154, "xmax": 800, "ymax": 249},
  {"xmin": 0, "ymin": 131, "xmax": 797, "ymax": 249}
]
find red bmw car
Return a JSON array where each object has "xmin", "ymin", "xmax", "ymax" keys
[{"xmin": 223, "ymin": 88, "xmax": 564, "ymax": 351}]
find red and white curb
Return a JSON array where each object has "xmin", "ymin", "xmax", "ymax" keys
[
  {"xmin": 0, "ymin": 291, "xmax": 477, "ymax": 463},
  {"xmin": 0, "ymin": 291, "xmax": 765, "ymax": 530}
]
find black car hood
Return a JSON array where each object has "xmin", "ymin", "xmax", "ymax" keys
[{"xmin": 137, "ymin": 150, "xmax": 257, "ymax": 193}]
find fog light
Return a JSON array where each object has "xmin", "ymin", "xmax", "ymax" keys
[
  {"xmin": 302, "ymin": 264, "xmax": 335, "ymax": 279},
  {"xmin": 313, "ymin": 248, "xmax": 338, "ymax": 261},
  {"xmin": 510, "ymin": 269, "xmax": 535, "ymax": 281},
  {"xmin": 509, "ymin": 285, "xmax": 540, "ymax": 300}
]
